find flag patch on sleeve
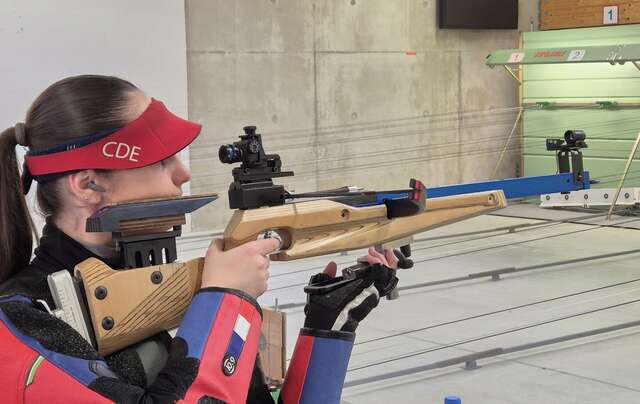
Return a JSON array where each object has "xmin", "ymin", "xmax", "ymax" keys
[{"xmin": 222, "ymin": 302, "xmax": 254, "ymax": 376}]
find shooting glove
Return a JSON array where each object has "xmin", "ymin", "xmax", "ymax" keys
[
  {"xmin": 302, "ymin": 262, "xmax": 399, "ymax": 332},
  {"xmin": 280, "ymin": 255, "xmax": 403, "ymax": 404}
]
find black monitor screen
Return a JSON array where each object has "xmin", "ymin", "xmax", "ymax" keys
[{"xmin": 439, "ymin": 0, "xmax": 518, "ymax": 29}]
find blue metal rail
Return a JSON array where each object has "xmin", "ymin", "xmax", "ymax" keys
[
  {"xmin": 427, "ymin": 172, "xmax": 590, "ymax": 199},
  {"xmin": 372, "ymin": 172, "xmax": 590, "ymax": 204}
]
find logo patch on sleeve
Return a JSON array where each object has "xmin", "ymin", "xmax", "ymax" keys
[{"xmin": 222, "ymin": 353, "xmax": 237, "ymax": 376}]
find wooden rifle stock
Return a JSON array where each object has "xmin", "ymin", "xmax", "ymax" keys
[
  {"xmin": 224, "ymin": 190, "xmax": 508, "ymax": 260},
  {"xmin": 74, "ymin": 257, "xmax": 204, "ymax": 356},
  {"xmin": 75, "ymin": 257, "xmax": 287, "ymax": 383},
  {"xmin": 76, "ymin": 190, "xmax": 506, "ymax": 356}
]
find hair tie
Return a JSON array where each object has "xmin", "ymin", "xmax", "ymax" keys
[
  {"xmin": 21, "ymin": 162, "xmax": 34, "ymax": 195},
  {"xmin": 14, "ymin": 122, "xmax": 28, "ymax": 146}
]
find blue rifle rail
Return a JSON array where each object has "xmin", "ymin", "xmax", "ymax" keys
[{"xmin": 370, "ymin": 172, "xmax": 591, "ymax": 205}]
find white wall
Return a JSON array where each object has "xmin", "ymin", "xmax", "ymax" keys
[
  {"xmin": 0, "ymin": 0, "xmax": 190, "ymax": 230},
  {"xmin": 1, "ymin": 0, "xmax": 188, "ymax": 122}
]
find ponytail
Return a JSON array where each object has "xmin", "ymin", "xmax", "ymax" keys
[
  {"xmin": 0, "ymin": 75, "xmax": 138, "ymax": 282},
  {"xmin": 0, "ymin": 127, "xmax": 35, "ymax": 282}
]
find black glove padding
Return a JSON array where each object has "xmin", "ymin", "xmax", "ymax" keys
[{"xmin": 303, "ymin": 262, "xmax": 398, "ymax": 332}]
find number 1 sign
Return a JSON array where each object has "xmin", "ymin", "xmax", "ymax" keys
[{"xmin": 603, "ymin": 5, "xmax": 619, "ymax": 25}]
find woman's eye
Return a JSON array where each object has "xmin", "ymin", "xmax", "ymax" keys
[{"xmin": 160, "ymin": 155, "xmax": 177, "ymax": 167}]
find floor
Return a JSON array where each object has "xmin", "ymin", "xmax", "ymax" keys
[{"xmin": 178, "ymin": 203, "xmax": 640, "ymax": 403}]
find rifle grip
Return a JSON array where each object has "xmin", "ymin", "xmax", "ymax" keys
[{"xmin": 74, "ymin": 257, "xmax": 204, "ymax": 356}]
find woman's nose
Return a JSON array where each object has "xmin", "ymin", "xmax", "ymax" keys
[{"xmin": 170, "ymin": 156, "xmax": 191, "ymax": 185}]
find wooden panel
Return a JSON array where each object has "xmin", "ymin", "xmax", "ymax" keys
[
  {"xmin": 525, "ymin": 155, "xmax": 640, "ymax": 187},
  {"xmin": 524, "ymin": 24, "xmax": 640, "ymax": 47},
  {"xmin": 119, "ymin": 215, "xmax": 186, "ymax": 236},
  {"xmin": 75, "ymin": 257, "xmax": 204, "ymax": 356},
  {"xmin": 524, "ymin": 78, "xmax": 640, "ymax": 99},
  {"xmin": 527, "ymin": 138, "xmax": 639, "ymax": 159},
  {"xmin": 524, "ymin": 63, "xmax": 640, "ymax": 81},
  {"xmin": 523, "ymin": 110, "xmax": 640, "ymax": 141},
  {"xmin": 522, "ymin": 25, "xmax": 640, "ymax": 184},
  {"xmin": 541, "ymin": 0, "xmax": 640, "ymax": 30},
  {"xmin": 259, "ymin": 308, "xmax": 286, "ymax": 387}
]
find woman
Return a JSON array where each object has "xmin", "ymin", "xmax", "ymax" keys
[{"xmin": 0, "ymin": 75, "xmax": 398, "ymax": 404}]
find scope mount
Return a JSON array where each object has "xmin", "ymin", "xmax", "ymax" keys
[
  {"xmin": 221, "ymin": 126, "xmax": 294, "ymax": 210},
  {"xmin": 546, "ymin": 130, "xmax": 588, "ymax": 184}
]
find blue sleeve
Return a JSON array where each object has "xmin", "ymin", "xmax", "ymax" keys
[{"xmin": 280, "ymin": 328, "xmax": 354, "ymax": 404}]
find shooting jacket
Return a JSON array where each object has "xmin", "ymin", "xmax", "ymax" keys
[{"xmin": 0, "ymin": 221, "xmax": 353, "ymax": 403}]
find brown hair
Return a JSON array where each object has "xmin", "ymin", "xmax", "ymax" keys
[{"xmin": 0, "ymin": 75, "xmax": 138, "ymax": 282}]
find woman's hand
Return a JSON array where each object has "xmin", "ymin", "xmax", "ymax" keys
[
  {"xmin": 200, "ymin": 238, "xmax": 280, "ymax": 299},
  {"xmin": 304, "ymin": 247, "xmax": 401, "ymax": 332},
  {"xmin": 358, "ymin": 247, "xmax": 399, "ymax": 269},
  {"xmin": 322, "ymin": 247, "xmax": 400, "ymax": 276}
]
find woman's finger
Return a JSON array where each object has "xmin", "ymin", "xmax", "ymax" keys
[
  {"xmin": 323, "ymin": 261, "xmax": 338, "ymax": 277},
  {"xmin": 385, "ymin": 249, "xmax": 399, "ymax": 269},
  {"xmin": 357, "ymin": 254, "xmax": 384, "ymax": 265},
  {"xmin": 368, "ymin": 247, "xmax": 385, "ymax": 260}
]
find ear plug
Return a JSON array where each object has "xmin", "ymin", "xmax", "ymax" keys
[{"xmin": 87, "ymin": 181, "xmax": 106, "ymax": 193}]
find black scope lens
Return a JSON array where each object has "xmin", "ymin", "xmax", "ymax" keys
[
  {"xmin": 219, "ymin": 145, "xmax": 243, "ymax": 164},
  {"xmin": 564, "ymin": 130, "xmax": 586, "ymax": 143}
]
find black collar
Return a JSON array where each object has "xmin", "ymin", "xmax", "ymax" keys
[
  {"xmin": 33, "ymin": 219, "xmax": 121, "ymax": 274},
  {"xmin": 0, "ymin": 219, "xmax": 121, "ymax": 304}
]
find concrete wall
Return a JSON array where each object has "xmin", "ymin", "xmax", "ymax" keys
[{"xmin": 186, "ymin": 0, "xmax": 539, "ymax": 231}]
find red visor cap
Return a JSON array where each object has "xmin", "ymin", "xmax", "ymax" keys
[{"xmin": 25, "ymin": 99, "xmax": 202, "ymax": 176}]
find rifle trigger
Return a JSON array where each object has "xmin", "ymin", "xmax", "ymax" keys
[{"xmin": 394, "ymin": 247, "xmax": 414, "ymax": 269}]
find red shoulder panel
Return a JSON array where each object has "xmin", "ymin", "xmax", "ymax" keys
[
  {"xmin": 0, "ymin": 321, "xmax": 112, "ymax": 404},
  {"xmin": 24, "ymin": 360, "xmax": 112, "ymax": 404},
  {"xmin": 0, "ymin": 320, "xmax": 38, "ymax": 404}
]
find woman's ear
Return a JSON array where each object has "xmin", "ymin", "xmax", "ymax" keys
[{"xmin": 66, "ymin": 170, "xmax": 106, "ymax": 205}]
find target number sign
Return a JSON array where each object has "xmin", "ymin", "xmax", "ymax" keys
[{"xmin": 603, "ymin": 6, "xmax": 618, "ymax": 25}]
